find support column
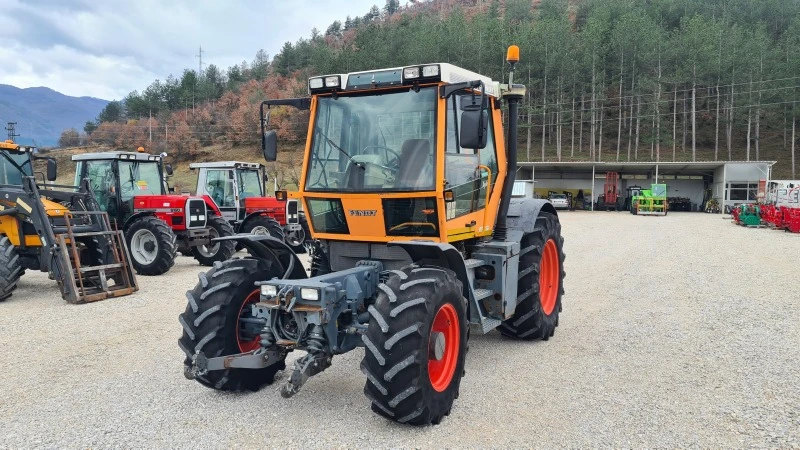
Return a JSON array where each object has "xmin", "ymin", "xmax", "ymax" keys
[{"xmin": 591, "ymin": 164, "xmax": 595, "ymax": 211}]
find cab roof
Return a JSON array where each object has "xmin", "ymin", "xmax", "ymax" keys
[
  {"xmin": 0, "ymin": 140, "xmax": 36, "ymax": 152},
  {"xmin": 189, "ymin": 161, "xmax": 263, "ymax": 170},
  {"xmin": 72, "ymin": 152, "xmax": 163, "ymax": 162},
  {"xmin": 310, "ymin": 63, "xmax": 500, "ymax": 98}
]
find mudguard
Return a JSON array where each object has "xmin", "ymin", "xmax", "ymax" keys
[
  {"xmin": 122, "ymin": 211, "xmax": 157, "ymax": 232},
  {"xmin": 387, "ymin": 241, "xmax": 471, "ymax": 302},
  {"xmin": 213, "ymin": 234, "xmax": 307, "ymax": 280},
  {"xmin": 506, "ymin": 198, "xmax": 558, "ymax": 235}
]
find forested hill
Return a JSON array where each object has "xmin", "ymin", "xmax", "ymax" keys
[{"xmin": 76, "ymin": 0, "xmax": 800, "ymax": 178}]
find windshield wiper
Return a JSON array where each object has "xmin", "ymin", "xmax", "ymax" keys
[{"xmin": 317, "ymin": 128, "xmax": 363, "ymax": 170}]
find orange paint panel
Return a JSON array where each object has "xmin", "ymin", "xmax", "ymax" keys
[{"xmin": 339, "ymin": 196, "xmax": 387, "ymax": 237}]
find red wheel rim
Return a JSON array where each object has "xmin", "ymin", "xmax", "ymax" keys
[
  {"xmin": 236, "ymin": 290, "xmax": 261, "ymax": 352},
  {"xmin": 539, "ymin": 239, "xmax": 560, "ymax": 316},
  {"xmin": 428, "ymin": 303, "xmax": 460, "ymax": 393}
]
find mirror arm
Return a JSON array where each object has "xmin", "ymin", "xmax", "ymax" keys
[{"xmin": 439, "ymin": 80, "xmax": 482, "ymax": 99}]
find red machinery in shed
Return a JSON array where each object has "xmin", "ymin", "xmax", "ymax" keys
[{"xmin": 596, "ymin": 172, "xmax": 621, "ymax": 211}]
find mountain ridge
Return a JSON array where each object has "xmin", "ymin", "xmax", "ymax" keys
[{"xmin": 0, "ymin": 84, "xmax": 108, "ymax": 146}]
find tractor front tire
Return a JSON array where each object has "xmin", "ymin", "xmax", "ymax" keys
[
  {"xmin": 361, "ymin": 265, "xmax": 468, "ymax": 425},
  {"xmin": 499, "ymin": 211, "xmax": 565, "ymax": 341},
  {"xmin": 179, "ymin": 258, "xmax": 286, "ymax": 391},
  {"xmin": 125, "ymin": 216, "xmax": 177, "ymax": 275},
  {"xmin": 242, "ymin": 215, "xmax": 284, "ymax": 241},
  {"xmin": 191, "ymin": 216, "xmax": 236, "ymax": 266},
  {"xmin": 0, "ymin": 236, "xmax": 23, "ymax": 302}
]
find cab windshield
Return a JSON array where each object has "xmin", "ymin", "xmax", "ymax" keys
[
  {"xmin": 118, "ymin": 160, "xmax": 163, "ymax": 200},
  {"xmin": 0, "ymin": 151, "xmax": 33, "ymax": 185},
  {"xmin": 237, "ymin": 169, "xmax": 263, "ymax": 198},
  {"xmin": 305, "ymin": 87, "xmax": 436, "ymax": 192}
]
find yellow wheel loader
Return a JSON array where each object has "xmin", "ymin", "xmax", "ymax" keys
[{"xmin": 0, "ymin": 140, "xmax": 138, "ymax": 303}]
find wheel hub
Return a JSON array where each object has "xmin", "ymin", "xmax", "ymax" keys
[
  {"xmin": 429, "ymin": 331, "xmax": 446, "ymax": 361},
  {"xmin": 143, "ymin": 241, "xmax": 155, "ymax": 252},
  {"xmin": 251, "ymin": 226, "xmax": 268, "ymax": 236}
]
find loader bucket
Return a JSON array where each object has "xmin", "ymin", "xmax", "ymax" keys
[{"xmin": 53, "ymin": 211, "xmax": 138, "ymax": 304}]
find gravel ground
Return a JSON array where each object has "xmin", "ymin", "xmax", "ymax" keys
[{"xmin": 1, "ymin": 212, "xmax": 799, "ymax": 448}]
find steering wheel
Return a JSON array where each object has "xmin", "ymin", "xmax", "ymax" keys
[{"xmin": 361, "ymin": 145, "xmax": 400, "ymax": 174}]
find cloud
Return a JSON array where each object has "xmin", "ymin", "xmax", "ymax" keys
[{"xmin": 0, "ymin": 0, "xmax": 381, "ymax": 99}]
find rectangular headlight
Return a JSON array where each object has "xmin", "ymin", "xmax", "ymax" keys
[
  {"xmin": 403, "ymin": 67, "xmax": 420, "ymax": 79},
  {"xmin": 300, "ymin": 288, "xmax": 319, "ymax": 301},
  {"xmin": 422, "ymin": 65, "xmax": 440, "ymax": 77},
  {"xmin": 308, "ymin": 77, "xmax": 324, "ymax": 89},
  {"xmin": 324, "ymin": 76, "xmax": 340, "ymax": 87},
  {"xmin": 261, "ymin": 285, "xmax": 277, "ymax": 298}
]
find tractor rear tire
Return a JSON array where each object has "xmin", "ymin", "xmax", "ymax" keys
[
  {"xmin": 242, "ymin": 216, "xmax": 284, "ymax": 241},
  {"xmin": 191, "ymin": 216, "xmax": 236, "ymax": 266},
  {"xmin": 287, "ymin": 215, "xmax": 311, "ymax": 254},
  {"xmin": 0, "ymin": 236, "xmax": 23, "ymax": 302},
  {"xmin": 499, "ymin": 211, "xmax": 565, "ymax": 341},
  {"xmin": 361, "ymin": 265, "xmax": 468, "ymax": 425},
  {"xmin": 179, "ymin": 258, "xmax": 286, "ymax": 391},
  {"xmin": 125, "ymin": 216, "xmax": 177, "ymax": 275}
]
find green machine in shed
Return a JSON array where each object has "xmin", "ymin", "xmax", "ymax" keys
[{"xmin": 631, "ymin": 184, "xmax": 668, "ymax": 216}]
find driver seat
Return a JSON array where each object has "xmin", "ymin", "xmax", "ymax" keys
[{"xmin": 396, "ymin": 139, "xmax": 432, "ymax": 189}]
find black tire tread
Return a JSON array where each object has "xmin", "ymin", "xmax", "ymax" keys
[
  {"xmin": 362, "ymin": 265, "xmax": 468, "ymax": 426},
  {"xmin": 499, "ymin": 211, "xmax": 566, "ymax": 340},
  {"xmin": 178, "ymin": 258, "xmax": 285, "ymax": 391},
  {"xmin": 125, "ymin": 216, "xmax": 177, "ymax": 275},
  {"xmin": 0, "ymin": 236, "xmax": 23, "ymax": 302}
]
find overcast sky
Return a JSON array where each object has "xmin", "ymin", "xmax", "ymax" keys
[{"xmin": 0, "ymin": 0, "xmax": 381, "ymax": 100}]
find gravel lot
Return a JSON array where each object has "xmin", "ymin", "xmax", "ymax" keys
[{"xmin": 1, "ymin": 212, "xmax": 799, "ymax": 448}]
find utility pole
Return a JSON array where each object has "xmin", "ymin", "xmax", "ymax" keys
[
  {"xmin": 196, "ymin": 45, "xmax": 204, "ymax": 75},
  {"xmin": 5, "ymin": 122, "xmax": 19, "ymax": 141},
  {"xmin": 194, "ymin": 45, "xmax": 204, "ymax": 115}
]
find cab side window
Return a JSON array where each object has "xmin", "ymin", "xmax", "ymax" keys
[
  {"xmin": 206, "ymin": 170, "xmax": 235, "ymax": 208},
  {"xmin": 444, "ymin": 95, "xmax": 498, "ymax": 219}
]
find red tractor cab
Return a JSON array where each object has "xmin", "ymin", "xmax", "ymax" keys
[
  {"xmin": 189, "ymin": 161, "xmax": 310, "ymax": 253},
  {"xmin": 72, "ymin": 151, "xmax": 235, "ymax": 275}
]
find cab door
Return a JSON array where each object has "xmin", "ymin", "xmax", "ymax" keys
[{"xmin": 202, "ymin": 169, "xmax": 238, "ymax": 222}]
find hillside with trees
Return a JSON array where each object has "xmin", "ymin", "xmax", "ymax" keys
[{"xmin": 70, "ymin": 0, "xmax": 800, "ymax": 178}]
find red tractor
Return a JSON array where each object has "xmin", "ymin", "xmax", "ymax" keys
[
  {"xmin": 189, "ymin": 161, "xmax": 310, "ymax": 253},
  {"xmin": 72, "ymin": 150, "xmax": 236, "ymax": 275}
]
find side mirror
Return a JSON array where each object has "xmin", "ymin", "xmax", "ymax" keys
[
  {"xmin": 46, "ymin": 158, "xmax": 57, "ymax": 182},
  {"xmin": 165, "ymin": 164, "xmax": 173, "ymax": 176},
  {"xmin": 459, "ymin": 106, "xmax": 488, "ymax": 150},
  {"xmin": 262, "ymin": 130, "xmax": 278, "ymax": 162}
]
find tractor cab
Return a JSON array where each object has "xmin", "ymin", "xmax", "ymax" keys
[
  {"xmin": 260, "ymin": 63, "xmax": 510, "ymax": 246},
  {"xmin": 190, "ymin": 161, "xmax": 266, "ymax": 222},
  {"xmin": 72, "ymin": 151, "xmax": 167, "ymax": 223}
]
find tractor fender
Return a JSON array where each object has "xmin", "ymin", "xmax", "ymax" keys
[
  {"xmin": 122, "ymin": 211, "xmax": 157, "ymax": 232},
  {"xmin": 387, "ymin": 241, "xmax": 472, "ymax": 304},
  {"xmin": 213, "ymin": 234, "xmax": 306, "ymax": 280},
  {"xmin": 199, "ymin": 194, "xmax": 223, "ymax": 217},
  {"xmin": 506, "ymin": 198, "xmax": 558, "ymax": 235}
]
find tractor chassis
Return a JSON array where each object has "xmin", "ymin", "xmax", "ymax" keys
[
  {"xmin": 191, "ymin": 236, "xmax": 522, "ymax": 397},
  {"xmin": 175, "ymin": 228, "xmax": 212, "ymax": 252}
]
